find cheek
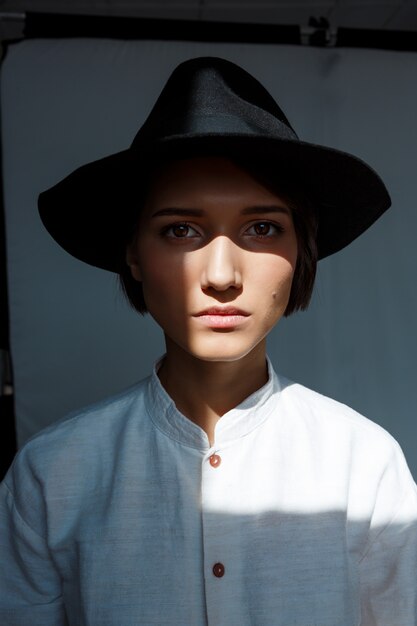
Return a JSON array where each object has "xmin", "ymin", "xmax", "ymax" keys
[
  {"xmin": 138, "ymin": 250, "xmax": 196, "ymax": 311},
  {"xmin": 255, "ymin": 232, "xmax": 298, "ymax": 299},
  {"xmin": 273, "ymin": 262, "xmax": 296, "ymax": 293},
  {"xmin": 252, "ymin": 254, "xmax": 296, "ymax": 299},
  {"xmin": 258, "ymin": 263, "xmax": 296, "ymax": 324}
]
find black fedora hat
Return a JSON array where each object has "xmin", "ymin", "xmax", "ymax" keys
[{"xmin": 38, "ymin": 56, "xmax": 391, "ymax": 271}]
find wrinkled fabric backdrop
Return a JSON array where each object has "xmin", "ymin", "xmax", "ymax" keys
[{"xmin": 2, "ymin": 38, "xmax": 416, "ymax": 477}]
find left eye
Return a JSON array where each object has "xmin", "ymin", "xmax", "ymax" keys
[
  {"xmin": 246, "ymin": 222, "xmax": 282, "ymax": 237},
  {"xmin": 164, "ymin": 223, "xmax": 200, "ymax": 238}
]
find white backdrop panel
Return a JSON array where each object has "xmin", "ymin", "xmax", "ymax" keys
[{"xmin": 2, "ymin": 38, "xmax": 416, "ymax": 477}]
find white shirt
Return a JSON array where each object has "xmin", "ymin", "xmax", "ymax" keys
[{"xmin": 1, "ymin": 357, "xmax": 417, "ymax": 625}]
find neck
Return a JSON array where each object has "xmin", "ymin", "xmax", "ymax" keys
[{"xmin": 157, "ymin": 339, "xmax": 268, "ymax": 446}]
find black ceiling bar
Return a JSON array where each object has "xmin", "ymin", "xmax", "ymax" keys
[
  {"xmin": 23, "ymin": 12, "xmax": 301, "ymax": 44},
  {"xmin": 21, "ymin": 11, "xmax": 417, "ymax": 52},
  {"xmin": 336, "ymin": 27, "xmax": 417, "ymax": 52}
]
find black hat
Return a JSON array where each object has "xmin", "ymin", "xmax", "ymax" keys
[{"xmin": 38, "ymin": 56, "xmax": 391, "ymax": 271}]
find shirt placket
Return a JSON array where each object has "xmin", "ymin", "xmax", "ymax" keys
[{"xmin": 201, "ymin": 446, "xmax": 231, "ymax": 625}]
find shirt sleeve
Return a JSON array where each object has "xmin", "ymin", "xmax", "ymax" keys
[
  {"xmin": 0, "ymin": 462, "xmax": 67, "ymax": 626},
  {"xmin": 358, "ymin": 440, "xmax": 417, "ymax": 626}
]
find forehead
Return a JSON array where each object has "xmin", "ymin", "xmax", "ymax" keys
[{"xmin": 143, "ymin": 156, "xmax": 289, "ymax": 208}]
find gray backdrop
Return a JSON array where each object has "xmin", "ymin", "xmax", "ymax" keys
[{"xmin": 2, "ymin": 38, "xmax": 416, "ymax": 477}]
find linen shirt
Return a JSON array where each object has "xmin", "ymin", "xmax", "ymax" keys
[{"xmin": 1, "ymin": 358, "xmax": 417, "ymax": 626}]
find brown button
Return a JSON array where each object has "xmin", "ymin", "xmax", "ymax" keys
[
  {"xmin": 212, "ymin": 562, "xmax": 225, "ymax": 578},
  {"xmin": 209, "ymin": 454, "xmax": 221, "ymax": 468}
]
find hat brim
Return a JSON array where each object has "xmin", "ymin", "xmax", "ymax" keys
[{"xmin": 38, "ymin": 134, "xmax": 391, "ymax": 271}]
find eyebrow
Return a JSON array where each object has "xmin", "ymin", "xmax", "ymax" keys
[
  {"xmin": 241, "ymin": 205, "xmax": 290, "ymax": 216},
  {"xmin": 150, "ymin": 205, "xmax": 290, "ymax": 218}
]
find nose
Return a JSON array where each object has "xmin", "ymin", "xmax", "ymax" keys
[{"xmin": 201, "ymin": 236, "xmax": 242, "ymax": 292}]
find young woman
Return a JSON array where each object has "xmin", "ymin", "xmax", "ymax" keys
[{"xmin": 1, "ymin": 57, "xmax": 416, "ymax": 626}]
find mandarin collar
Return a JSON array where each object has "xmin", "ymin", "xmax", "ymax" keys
[{"xmin": 145, "ymin": 355, "xmax": 282, "ymax": 451}]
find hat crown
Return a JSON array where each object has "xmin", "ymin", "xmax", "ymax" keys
[{"xmin": 132, "ymin": 56, "xmax": 298, "ymax": 147}]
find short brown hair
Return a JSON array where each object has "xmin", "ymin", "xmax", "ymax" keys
[{"xmin": 119, "ymin": 156, "xmax": 318, "ymax": 317}]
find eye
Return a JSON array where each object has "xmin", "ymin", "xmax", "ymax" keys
[
  {"xmin": 245, "ymin": 221, "xmax": 284, "ymax": 237},
  {"xmin": 162, "ymin": 222, "xmax": 200, "ymax": 239}
]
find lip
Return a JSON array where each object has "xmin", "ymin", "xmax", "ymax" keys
[
  {"xmin": 193, "ymin": 307, "xmax": 250, "ymax": 329},
  {"xmin": 195, "ymin": 307, "xmax": 250, "ymax": 317}
]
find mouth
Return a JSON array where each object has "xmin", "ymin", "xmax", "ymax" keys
[{"xmin": 193, "ymin": 307, "xmax": 250, "ymax": 329}]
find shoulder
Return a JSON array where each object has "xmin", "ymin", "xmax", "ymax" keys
[
  {"xmin": 275, "ymin": 374, "xmax": 417, "ymax": 510},
  {"xmin": 32, "ymin": 376, "xmax": 149, "ymax": 441},
  {"xmin": 277, "ymin": 374, "xmax": 404, "ymax": 457},
  {"xmin": 5, "ymin": 377, "xmax": 151, "ymax": 489}
]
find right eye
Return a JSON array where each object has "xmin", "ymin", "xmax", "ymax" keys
[{"xmin": 162, "ymin": 222, "xmax": 200, "ymax": 239}]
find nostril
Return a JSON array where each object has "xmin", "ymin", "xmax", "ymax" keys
[
  {"xmin": 201, "ymin": 238, "xmax": 242, "ymax": 291},
  {"xmin": 201, "ymin": 271, "xmax": 242, "ymax": 292}
]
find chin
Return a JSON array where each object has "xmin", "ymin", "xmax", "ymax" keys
[{"xmin": 185, "ymin": 335, "xmax": 263, "ymax": 363}]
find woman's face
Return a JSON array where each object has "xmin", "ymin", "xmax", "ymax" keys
[{"xmin": 127, "ymin": 157, "xmax": 298, "ymax": 362}]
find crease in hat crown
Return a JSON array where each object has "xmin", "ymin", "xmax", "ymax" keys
[{"xmin": 132, "ymin": 57, "xmax": 299, "ymax": 147}]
